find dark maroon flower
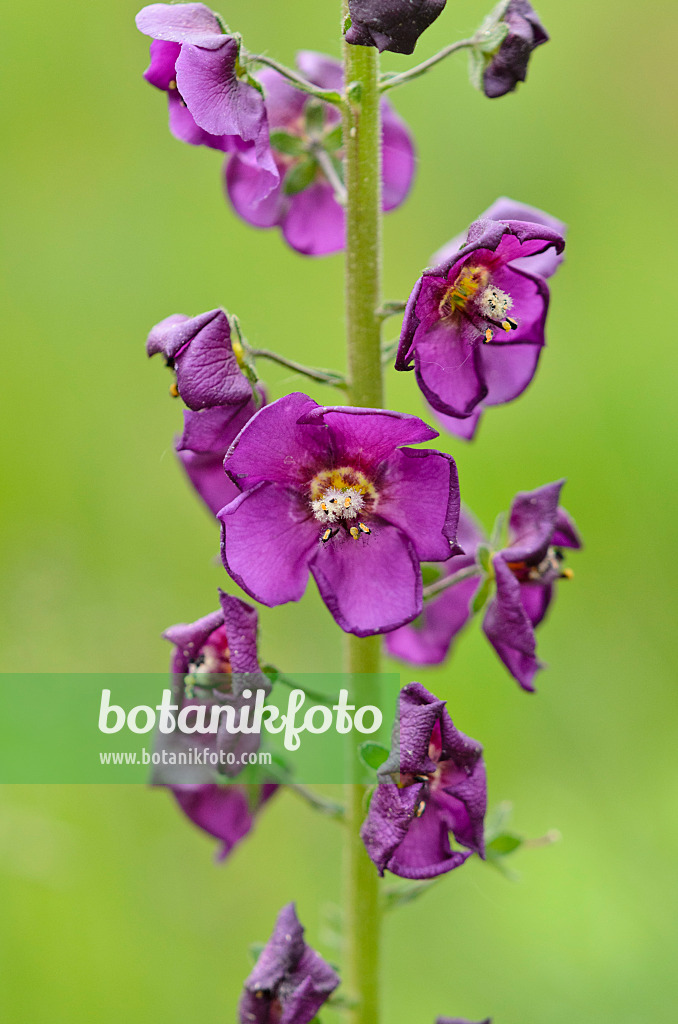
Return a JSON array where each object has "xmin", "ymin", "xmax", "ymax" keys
[
  {"xmin": 361, "ymin": 683, "xmax": 486, "ymax": 879},
  {"xmin": 218, "ymin": 392, "xmax": 461, "ymax": 637},
  {"xmin": 396, "ymin": 198, "xmax": 565, "ymax": 436},
  {"xmin": 146, "ymin": 308, "xmax": 253, "ymax": 411},
  {"xmin": 239, "ymin": 903, "xmax": 339, "ymax": 1024},
  {"xmin": 345, "ymin": 0, "xmax": 447, "ymax": 55},
  {"xmin": 171, "ymin": 782, "xmax": 277, "ymax": 862},
  {"xmin": 479, "ymin": 0, "xmax": 548, "ymax": 99},
  {"xmin": 385, "ymin": 511, "xmax": 484, "ymax": 664},
  {"xmin": 484, "ymin": 479, "xmax": 581, "ymax": 691},
  {"xmin": 136, "ymin": 3, "xmax": 278, "ymax": 202},
  {"xmin": 226, "ymin": 51, "xmax": 415, "ymax": 256},
  {"xmin": 176, "ymin": 389, "xmax": 265, "ymax": 517}
]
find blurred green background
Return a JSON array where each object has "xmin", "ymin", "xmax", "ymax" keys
[{"xmin": 1, "ymin": 0, "xmax": 677, "ymax": 1020}]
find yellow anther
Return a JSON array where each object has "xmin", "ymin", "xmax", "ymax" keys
[
  {"xmin": 321, "ymin": 528, "xmax": 333, "ymax": 543},
  {"xmin": 484, "ymin": 328, "xmax": 493, "ymax": 343},
  {"xmin": 505, "ymin": 317, "xmax": 518, "ymax": 330},
  {"xmin": 169, "ymin": 382, "xmax": 179, "ymax": 398},
  {"xmin": 344, "ymin": 496, "xmax": 352, "ymax": 508},
  {"xmin": 349, "ymin": 526, "xmax": 360, "ymax": 540},
  {"xmin": 416, "ymin": 800, "xmax": 427, "ymax": 818},
  {"xmin": 358, "ymin": 522, "xmax": 370, "ymax": 535},
  {"xmin": 501, "ymin": 320, "xmax": 513, "ymax": 332},
  {"xmin": 168, "ymin": 80, "xmax": 178, "ymax": 91},
  {"xmin": 561, "ymin": 567, "xmax": 574, "ymax": 580}
]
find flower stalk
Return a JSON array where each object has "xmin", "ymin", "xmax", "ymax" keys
[{"xmin": 342, "ymin": 7, "xmax": 383, "ymax": 1021}]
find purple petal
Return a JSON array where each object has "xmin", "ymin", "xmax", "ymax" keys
[
  {"xmin": 377, "ymin": 447, "xmax": 460, "ymax": 561},
  {"xmin": 258, "ymin": 67, "xmax": 308, "ymax": 126},
  {"xmin": 168, "ymin": 89, "xmax": 233, "ymax": 150},
  {"xmin": 309, "ymin": 520, "xmax": 422, "ymax": 636},
  {"xmin": 225, "ymin": 152, "xmax": 285, "ymax": 225},
  {"xmin": 171, "ymin": 784, "xmax": 255, "ymax": 859},
  {"xmin": 504, "ymin": 479, "xmax": 565, "ymax": 563},
  {"xmin": 431, "ymin": 405, "xmax": 483, "ymax": 441},
  {"xmin": 299, "ymin": 404, "xmax": 438, "ymax": 469},
  {"xmin": 282, "ymin": 182, "xmax": 346, "ymax": 256},
  {"xmin": 483, "ymin": 557, "xmax": 541, "ymax": 691},
  {"xmin": 386, "ymin": 797, "xmax": 471, "ymax": 879},
  {"xmin": 177, "ymin": 449, "xmax": 240, "ymax": 516},
  {"xmin": 381, "ymin": 102, "xmax": 416, "ymax": 211},
  {"xmin": 519, "ymin": 581, "xmax": 553, "ymax": 628},
  {"xmin": 296, "ymin": 51, "xmax": 344, "ymax": 92},
  {"xmin": 163, "ymin": 609, "xmax": 224, "ymax": 675},
  {"xmin": 219, "ymin": 482, "xmax": 317, "ymax": 606},
  {"xmin": 135, "ymin": 3, "xmax": 225, "ymax": 48},
  {"xmin": 144, "ymin": 38, "xmax": 180, "ymax": 89},
  {"xmin": 480, "ymin": 197, "xmax": 566, "ymax": 277},
  {"xmin": 224, "ymin": 393, "xmax": 326, "ymax": 489},
  {"xmin": 175, "ymin": 39, "xmax": 266, "ymax": 141},
  {"xmin": 246, "ymin": 903, "xmax": 306, "ymax": 991},
  {"xmin": 345, "ymin": 0, "xmax": 447, "ymax": 55},
  {"xmin": 218, "ymin": 589, "xmax": 260, "ymax": 674},
  {"xmin": 279, "ymin": 949, "xmax": 340, "ymax": 1024},
  {"xmin": 413, "ymin": 320, "xmax": 488, "ymax": 418},
  {"xmin": 478, "ymin": 338, "xmax": 542, "ymax": 406},
  {"xmin": 552, "ymin": 506, "xmax": 582, "ymax": 549},
  {"xmin": 177, "ymin": 399, "xmax": 258, "ymax": 453}
]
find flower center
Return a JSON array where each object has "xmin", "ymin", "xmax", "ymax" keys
[
  {"xmin": 506, "ymin": 546, "xmax": 574, "ymax": 584},
  {"xmin": 309, "ymin": 467, "xmax": 376, "ymax": 543},
  {"xmin": 188, "ymin": 625, "xmax": 232, "ymax": 677},
  {"xmin": 439, "ymin": 264, "xmax": 519, "ymax": 342}
]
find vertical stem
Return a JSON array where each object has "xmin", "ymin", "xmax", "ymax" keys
[{"xmin": 342, "ymin": 6, "xmax": 383, "ymax": 1023}]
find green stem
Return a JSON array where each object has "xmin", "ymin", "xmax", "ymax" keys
[
  {"xmin": 246, "ymin": 53, "xmax": 343, "ymax": 105},
  {"xmin": 247, "ymin": 348, "xmax": 347, "ymax": 390},
  {"xmin": 379, "ymin": 39, "xmax": 475, "ymax": 93},
  {"xmin": 342, "ymin": 10, "xmax": 383, "ymax": 1023}
]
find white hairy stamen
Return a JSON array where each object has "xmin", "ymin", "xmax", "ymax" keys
[
  {"xmin": 478, "ymin": 285, "xmax": 513, "ymax": 320},
  {"xmin": 311, "ymin": 487, "xmax": 364, "ymax": 523}
]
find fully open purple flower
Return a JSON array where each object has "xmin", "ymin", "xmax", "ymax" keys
[
  {"xmin": 146, "ymin": 307, "xmax": 253, "ymax": 411},
  {"xmin": 171, "ymin": 782, "xmax": 277, "ymax": 862},
  {"xmin": 218, "ymin": 392, "xmax": 461, "ymax": 637},
  {"xmin": 239, "ymin": 903, "xmax": 339, "ymax": 1024},
  {"xmin": 361, "ymin": 683, "xmax": 486, "ymax": 878},
  {"xmin": 226, "ymin": 51, "xmax": 415, "ymax": 256},
  {"xmin": 484, "ymin": 480, "xmax": 581, "ymax": 691},
  {"xmin": 176, "ymin": 389, "xmax": 264, "ymax": 517},
  {"xmin": 396, "ymin": 198, "xmax": 565, "ymax": 437},
  {"xmin": 481, "ymin": 0, "xmax": 548, "ymax": 99},
  {"xmin": 385, "ymin": 511, "xmax": 484, "ymax": 664},
  {"xmin": 345, "ymin": 0, "xmax": 447, "ymax": 54},
  {"xmin": 136, "ymin": 3, "xmax": 278, "ymax": 202}
]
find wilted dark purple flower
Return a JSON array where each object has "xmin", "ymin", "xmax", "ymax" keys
[
  {"xmin": 484, "ymin": 479, "xmax": 581, "ymax": 691},
  {"xmin": 218, "ymin": 392, "xmax": 461, "ymax": 637},
  {"xmin": 171, "ymin": 781, "xmax": 277, "ymax": 862},
  {"xmin": 396, "ymin": 198, "xmax": 565, "ymax": 437},
  {"xmin": 176, "ymin": 389, "xmax": 265, "ymax": 517},
  {"xmin": 239, "ymin": 903, "xmax": 339, "ymax": 1024},
  {"xmin": 345, "ymin": 0, "xmax": 447, "ymax": 55},
  {"xmin": 361, "ymin": 682, "xmax": 486, "ymax": 878},
  {"xmin": 136, "ymin": 3, "xmax": 278, "ymax": 201},
  {"xmin": 146, "ymin": 307, "xmax": 252, "ymax": 411},
  {"xmin": 385, "ymin": 511, "xmax": 484, "ymax": 664},
  {"xmin": 226, "ymin": 51, "xmax": 415, "ymax": 255},
  {"xmin": 481, "ymin": 0, "xmax": 548, "ymax": 99}
]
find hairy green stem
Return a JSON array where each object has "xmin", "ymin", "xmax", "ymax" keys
[
  {"xmin": 379, "ymin": 39, "xmax": 475, "ymax": 92},
  {"xmin": 246, "ymin": 53, "xmax": 343, "ymax": 104},
  {"xmin": 342, "ymin": 10, "xmax": 383, "ymax": 1023},
  {"xmin": 247, "ymin": 348, "xmax": 347, "ymax": 389}
]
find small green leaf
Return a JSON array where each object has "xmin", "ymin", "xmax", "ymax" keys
[
  {"xmin": 484, "ymin": 800, "xmax": 513, "ymax": 842},
  {"xmin": 323, "ymin": 124, "xmax": 343, "ymax": 152},
  {"xmin": 359, "ymin": 742, "xmax": 390, "ymax": 772},
  {"xmin": 343, "ymin": 14, "xmax": 352, "ymax": 32},
  {"xmin": 283, "ymin": 159, "xmax": 317, "ymax": 196},
  {"xmin": 467, "ymin": 48, "xmax": 486, "ymax": 92},
  {"xmin": 487, "ymin": 832, "xmax": 523, "ymax": 857},
  {"xmin": 347, "ymin": 80, "xmax": 362, "ymax": 103},
  {"xmin": 477, "ymin": 543, "xmax": 492, "ymax": 574},
  {"xmin": 383, "ymin": 877, "xmax": 442, "ymax": 912},
  {"xmin": 471, "ymin": 575, "xmax": 493, "ymax": 614},
  {"xmin": 490, "ymin": 510, "xmax": 507, "ymax": 551},
  {"xmin": 305, "ymin": 100, "xmax": 326, "ymax": 135},
  {"xmin": 269, "ymin": 131, "xmax": 305, "ymax": 157}
]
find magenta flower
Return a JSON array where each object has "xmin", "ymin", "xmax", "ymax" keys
[
  {"xmin": 345, "ymin": 0, "xmax": 447, "ymax": 54},
  {"xmin": 218, "ymin": 392, "xmax": 461, "ymax": 637},
  {"xmin": 481, "ymin": 0, "xmax": 548, "ymax": 99},
  {"xmin": 136, "ymin": 3, "xmax": 278, "ymax": 202},
  {"xmin": 226, "ymin": 51, "xmax": 415, "ymax": 255},
  {"xmin": 239, "ymin": 903, "xmax": 339, "ymax": 1024},
  {"xmin": 396, "ymin": 198, "xmax": 565, "ymax": 438},
  {"xmin": 387, "ymin": 481, "xmax": 581, "ymax": 692},
  {"xmin": 361, "ymin": 683, "xmax": 486, "ymax": 879},
  {"xmin": 171, "ymin": 782, "xmax": 277, "ymax": 862},
  {"xmin": 385, "ymin": 511, "xmax": 484, "ymax": 665},
  {"xmin": 176, "ymin": 389, "xmax": 264, "ymax": 517},
  {"xmin": 146, "ymin": 307, "xmax": 253, "ymax": 411}
]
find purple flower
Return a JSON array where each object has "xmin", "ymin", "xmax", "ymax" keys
[
  {"xmin": 385, "ymin": 511, "xmax": 484, "ymax": 664},
  {"xmin": 176, "ymin": 389, "xmax": 265, "ymax": 517},
  {"xmin": 239, "ymin": 903, "xmax": 339, "ymax": 1024},
  {"xmin": 387, "ymin": 482, "xmax": 581, "ymax": 692},
  {"xmin": 480, "ymin": 0, "xmax": 548, "ymax": 99},
  {"xmin": 484, "ymin": 479, "xmax": 581, "ymax": 691},
  {"xmin": 361, "ymin": 682, "xmax": 486, "ymax": 878},
  {"xmin": 155, "ymin": 589, "xmax": 270, "ymax": 781},
  {"xmin": 146, "ymin": 307, "xmax": 253, "ymax": 411},
  {"xmin": 136, "ymin": 3, "xmax": 278, "ymax": 202},
  {"xmin": 171, "ymin": 782, "xmax": 277, "ymax": 862},
  {"xmin": 226, "ymin": 51, "xmax": 415, "ymax": 256},
  {"xmin": 218, "ymin": 392, "xmax": 461, "ymax": 637},
  {"xmin": 396, "ymin": 198, "xmax": 565, "ymax": 437},
  {"xmin": 345, "ymin": 0, "xmax": 447, "ymax": 55}
]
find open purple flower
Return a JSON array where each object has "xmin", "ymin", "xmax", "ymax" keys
[
  {"xmin": 345, "ymin": 0, "xmax": 447, "ymax": 54},
  {"xmin": 239, "ymin": 903, "xmax": 339, "ymax": 1024},
  {"xmin": 361, "ymin": 682, "xmax": 486, "ymax": 879},
  {"xmin": 385, "ymin": 511, "xmax": 484, "ymax": 664},
  {"xmin": 396, "ymin": 198, "xmax": 565, "ymax": 437},
  {"xmin": 171, "ymin": 782, "xmax": 277, "ymax": 862},
  {"xmin": 484, "ymin": 480, "xmax": 581, "ymax": 691},
  {"xmin": 136, "ymin": 4, "xmax": 278, "ymax": 202},
  {"xmin": 176, "ymin": 389, "xmax": 264, "ymax": 517},
  {"xmin": 226, "ymin": 51, "xmax": 415, "ymax": 256},
  {"xmin": 146, "ymin": 307, "xmax": 253, "ymax": 411},
  {"xmin": 218, "ymin": 392, "xmax": 461, "ymax": 637},
  {"xmin": 480, "ymin": 0, "xmax": 548, "ymax": 99}
]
